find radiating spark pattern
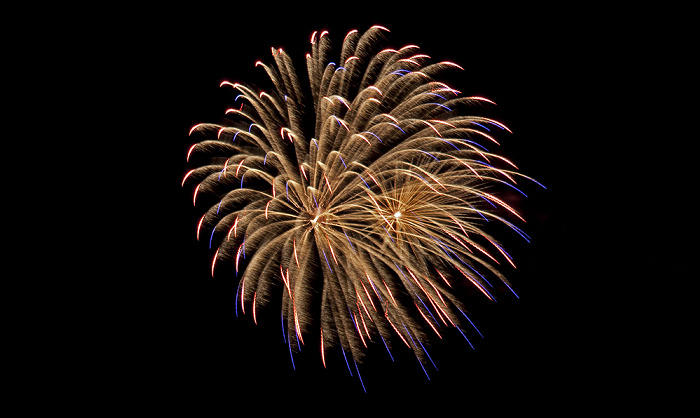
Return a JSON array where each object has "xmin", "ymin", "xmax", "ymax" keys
[{"xmin": 183, "ymin": 26, "xmax": 543, "ymax": 383}]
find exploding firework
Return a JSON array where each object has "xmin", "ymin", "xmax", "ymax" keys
[{"xmin": 183, "ymin": 25, "xmax": 543, "ymax": 386}]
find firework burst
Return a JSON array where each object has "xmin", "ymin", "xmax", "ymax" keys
[{"xmin": 183, "ymin": 25, "xmax": 543, "ymax": 386}]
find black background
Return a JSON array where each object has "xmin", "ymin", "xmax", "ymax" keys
[{"xmin": 99, "ymin": 4, "xmax": 665, "ymax": 414}]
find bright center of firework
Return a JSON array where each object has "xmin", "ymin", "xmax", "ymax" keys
[
  {"xmin": 309, "ymin": 208, "xmax": 327, "ymax": 227},
  {"xmin": 394, "ymin": 211, "xmax": 402, "ymax": 218}
]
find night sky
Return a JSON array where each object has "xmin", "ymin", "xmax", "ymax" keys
[{"xmin": 115, "ymin": 6, "xmax": 662, "ymax": 414}]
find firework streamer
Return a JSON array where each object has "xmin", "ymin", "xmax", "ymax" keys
[{"xmin": 183, "ymin": 25, "xmax": 543, "ymax": 386}]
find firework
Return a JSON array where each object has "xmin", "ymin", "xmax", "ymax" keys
[{"xmin": 183, "ymin": 26, "xmax": 543, "ymax": 386}]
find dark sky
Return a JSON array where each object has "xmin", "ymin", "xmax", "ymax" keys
[{"xmin": 120, "ymin": 6, "xmax": 660, "ymax": 414}]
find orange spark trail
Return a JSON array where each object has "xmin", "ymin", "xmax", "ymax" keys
[
  {"xmin": 227, "ymin": 215, "xmax": 239, "ymax": 240},
  {"xmin": 293, "ymin": 239, "xmax": 299, "ymax": 267},
  {"xmin": 186, "ymin": 145, "xmax": 197, "ymax": 162},
  {"xmin": 360, "ymin": 281, "xmax": 377, "ymax": 311},
  {"xmin": 415, "ymin": 302, "xmax": 442, "ymax": 338},
  {"xmin": 235, "ymin": 159, "xmax": 245, "ymax": 177},
  {"xmin": 252, "ymin": 292, "xmax": 258, "ymax": 325},
  {"xmin": 211, "ymin": 249, "xmax": 219, "ymax": 277},
  {"xmin": 182, "ymin": 169, "xmax": 195, "ymax": 186},
  {"xmin": 321, "ymin": 329, "xmax": 326, "ymax": 368},
  {"xmin": 351, "ymin": 311, "xmax": 367, "ymax": 348},
  {"xmin": 383, "ymin": 280, "xmax": 398, "ymax": 306},
  {"xmin": 192, "ymin": 184, "xmax": 201, "ymax": 205},
  {"xmin": 435, "ymin": 269, "xmax": 452, "ymax": 288},
  {"xmin": 385, "ymin": 314, "xmax": 410, "ymax": 348},
  {"xmin": 196, "ymin": 215, "xmax": 205, "ymax": 241}
]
